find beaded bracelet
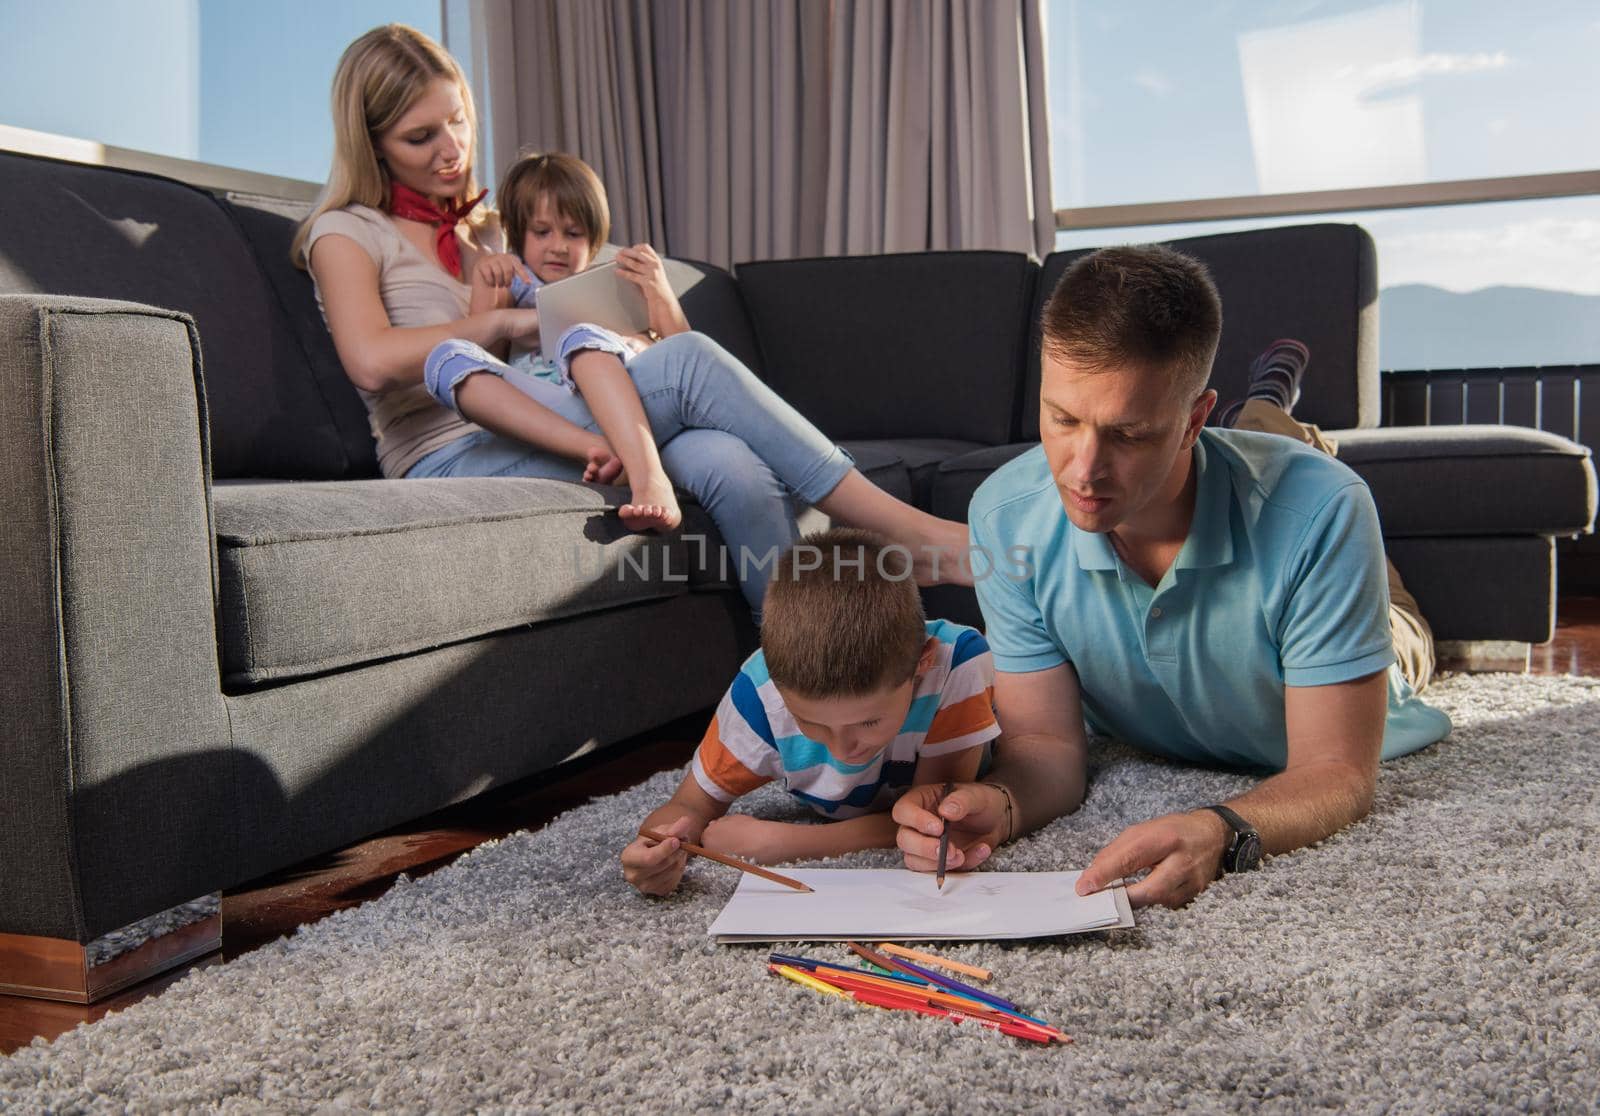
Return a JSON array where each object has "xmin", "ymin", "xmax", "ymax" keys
[{"xmin": 981, "ymin": 781, "xmax": 1017, "ymax": 844}]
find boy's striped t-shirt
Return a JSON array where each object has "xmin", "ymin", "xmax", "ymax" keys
[{"xmin": 691, "ymin": 620, "xmax": 1000, "ymax": 818}]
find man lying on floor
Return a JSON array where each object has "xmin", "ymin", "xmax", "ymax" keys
[{"xmin": 894, "ymin": 245, "xmax": 1452, "ymax": 907}]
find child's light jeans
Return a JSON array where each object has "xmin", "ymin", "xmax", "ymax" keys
[{"xmin": 412, "ymin": 331, "xmax": 854, "ymax": 616}]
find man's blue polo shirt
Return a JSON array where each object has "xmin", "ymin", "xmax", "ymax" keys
[{"xmin": 969, "ymin": 429, "xmax": 1451, "ymax": 769}]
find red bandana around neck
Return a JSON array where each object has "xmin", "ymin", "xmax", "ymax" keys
[{"xmin": 387, "ymin": 181, "xmax": 488, "ymax": 279}]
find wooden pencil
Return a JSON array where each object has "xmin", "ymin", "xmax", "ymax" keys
[
  {"xmin": 638, "ymin": 826, "xmax": 815, "ymax": 892},
  {"xmin": 876, "ymin": 942, "xmax": 993, "ymax": 981},
  {"xmin": 935, "ymin": 781, "xmax": 953, "ymax": 889}
]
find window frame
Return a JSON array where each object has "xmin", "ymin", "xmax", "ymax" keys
[
  {"xmin": 1054, "ymin": 170, "xmax": 1600, "ymax": 234},
  {"xmin": 1, "ymin": 122, "xmax": 321, "ymax": 201}
]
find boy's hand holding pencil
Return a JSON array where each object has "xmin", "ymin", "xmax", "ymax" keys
[
  {"xmin": 621, "ymin": 815, "xmax": 696, "ymax": 896},
  {"xmin": 892, "ymin": 782, "xmax": 1010, "ymax": 875}
]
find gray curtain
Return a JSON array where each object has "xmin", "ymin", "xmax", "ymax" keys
[{"xmin": 449, "ymin": 0, "xmax": 1053, "ymax": 268}]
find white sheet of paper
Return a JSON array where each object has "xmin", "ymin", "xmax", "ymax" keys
[{"xmin": 706, "ymin": 869, "xmax": 1134, "ymax": 943}]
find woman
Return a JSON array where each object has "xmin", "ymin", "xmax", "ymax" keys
[{"xmin": 294, "ymin": 24, "xmax": 969, "ymax": 615}]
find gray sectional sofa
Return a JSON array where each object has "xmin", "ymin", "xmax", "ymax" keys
[{"xmin": 2, "ymin": 148, "xmax": 1594, "ymax": 972}]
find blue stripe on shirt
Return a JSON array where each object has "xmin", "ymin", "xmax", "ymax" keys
[
  {"xmin": 898, "ymin": 693, "xmax": 942, "ymax": 737},
  {"xmin": 948, "ymin": 626, "xmax": 988, "ymax": 670},
  {"xmin": 742, "ymin": 652, "xmax": 771, "ymax": 689},
  {"xmin": 773, "ymin": 734, "xmax": 875, "ymax": 774},
  {"xmin": 728, "ymin": 671, "xmax": 777, "ymax": 750}
]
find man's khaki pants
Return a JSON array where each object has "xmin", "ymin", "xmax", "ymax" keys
[{"xmin": 1234, "ymin": 399, "xmax": 1436, "ymax": 692}]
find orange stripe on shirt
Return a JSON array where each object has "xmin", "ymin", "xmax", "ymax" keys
[
  {"xmin": 924, "ymin": 687, "xmax": 998, "ymax": 746},
  {"xmin": 697, "ymin": 713, "xmax": 772, "ymax": 798}
]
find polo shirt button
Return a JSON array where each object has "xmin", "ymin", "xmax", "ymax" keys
[{"xmin": 1150, "ymin": 607, "xmax": 1163, "ymax": 619}]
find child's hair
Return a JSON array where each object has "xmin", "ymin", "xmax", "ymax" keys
[
  {"xmin": 761, "ymin": 528, "xmax": 927, "ymax": 699},
  {"xmin": 292, "ymin": 24, "xmax": 489, "ymax": 269},
  {"xmin": 1040, "ymin": 245, "xmax": 1223, "ymax": 402},
  {"xmin": 498, "ymin": 152, "xmax": 610, "ymax": 258}
]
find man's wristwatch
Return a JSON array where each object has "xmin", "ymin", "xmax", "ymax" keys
[{"xmin": 1202, "ymin": 804, "xmax": 1262, "ymax": 874}]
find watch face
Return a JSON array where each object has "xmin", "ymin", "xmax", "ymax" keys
[{"xmin": 1234, "ymin": 833, "xmax": 1263, "ymax": 872}]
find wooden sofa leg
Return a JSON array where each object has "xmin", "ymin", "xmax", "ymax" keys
[{"xmin": 0, "ymin": 897, "xmax": 221, "ymax": 1004}]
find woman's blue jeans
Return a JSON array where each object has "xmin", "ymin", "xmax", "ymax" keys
[{"xmin": 410, "ymin": 332, "xmax": 855, "ymax": 615}]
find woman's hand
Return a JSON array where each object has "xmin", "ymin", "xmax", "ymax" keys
[
  {"xmin": 493, "ymin": 306, "xmax": 541, "ymax": 347},
  {"xmin": 467, "ymin": 252, "xmax": 531, "ymax": 316},
  {"xmin": 471, "ymin": 251, "xmax": 531, "ymax": 294}
]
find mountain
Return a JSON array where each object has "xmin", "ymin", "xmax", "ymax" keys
[{"xmin": 1379, "ymin": 284, "xmax": 1600, "ymax": 372}]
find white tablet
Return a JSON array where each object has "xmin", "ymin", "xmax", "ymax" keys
[{"xmin": 534, "ymin": 260, "xmax": 651, "ymax": 346}]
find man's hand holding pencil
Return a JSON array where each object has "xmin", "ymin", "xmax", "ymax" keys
[{"xmin": 892, "ymin": 782, "xmax": 1011, "ymax": 875}]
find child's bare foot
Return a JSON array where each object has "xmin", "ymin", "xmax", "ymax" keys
[
  {"xmin": 583, "ymin": 444, "xmax": 627, "ymax": 486},
  {"xmin": 618, "ymin": 478, "xmax": 682, "ymax": 533}
]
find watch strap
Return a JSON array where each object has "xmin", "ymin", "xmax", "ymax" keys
[{"xmin": 1202, "ymin": 804, "xmax": 1258, "ymax": 873}]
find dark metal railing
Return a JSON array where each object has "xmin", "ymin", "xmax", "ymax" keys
[
  {"xmin": 1381, "ymin": 364, "xmax": 1600, "ymax": 449},
  {"xmin": 1381, "ymin": 364, "xmax": 1600, "ymax": 588}
]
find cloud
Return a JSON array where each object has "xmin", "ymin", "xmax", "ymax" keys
[
  {"xmin": 1132, "ymin": 68, "xmax": 1171, "ymax": 96},
  {"xmin": 1338, "ymin": 50, "xmax": 1510, "ymax": 94},
  {"xmin": 1370, "ymin": 213, "xmax": 1600, "ymax": 295}
]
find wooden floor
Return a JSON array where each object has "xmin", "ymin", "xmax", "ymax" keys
[{"xmin": 6, "ymin": 595, "xmax": 1600, "ymax": 1055}]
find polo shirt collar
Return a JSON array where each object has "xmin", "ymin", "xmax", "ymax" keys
[
  {"xmin": 1174, "ymin": 434, "xmax": 1234, "ymax": 570},
  {"xmin": 1070, "ymin": 520, "xmax": 1119, "ymax": 570},
  {"xmin": 1068, "ymin": 435, "xmax": 1235, "ymax": 573}
]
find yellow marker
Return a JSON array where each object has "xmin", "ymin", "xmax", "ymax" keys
[{"xmin": 771, "ymin": 963, "xmax": 848, "ymax": 999}]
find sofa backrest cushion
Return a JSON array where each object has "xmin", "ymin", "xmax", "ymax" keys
[
  {"xmin": 217, "ymin": 192, "xmax": 380, "ymax": 477},
  {"xmin": 663, "ymin": 257, "xmax": 765, "ymax": 376},
  {"xmin": 1024, "ymin": 223, "xmax": 1379, "ymax": 438},
  {"xmin": 0, "ymin": 151, "xmax": 372, "ymax": 480},
  {"xmin": 736, "ymin": 252, "xmax": 1037, "ymax": 444}
]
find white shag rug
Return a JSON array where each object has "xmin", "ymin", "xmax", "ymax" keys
[{"xmin": 3, "ymin": 672, "xmax": 1597, "ymax": 1113}]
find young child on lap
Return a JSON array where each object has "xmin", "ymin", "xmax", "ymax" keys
[
  {"xmin": 425, "ymin": 152, "xmax": 689, "ymax": 531},
  {"xmin": 621, "ymin": 529, "xmax": 1000, "ymax": 896}
]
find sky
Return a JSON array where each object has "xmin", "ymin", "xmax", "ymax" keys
[
  {"xmin": 1047, "ymin": 0, "xmax": 1600, "ymax": 207},
  {"xmin": 0, "ymin": 0, "xmax": 1595, "ymax": 365},
  {"xmin": 0, "ymin": 0, "xmax": 439, "ymax": 185}
]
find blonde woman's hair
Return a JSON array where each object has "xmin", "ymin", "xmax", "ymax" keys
[
  {"xmin": 292, "ymin": 24, "xmax": 492, "ymax": 269},
  {"xmin": 497, "ymin": 152, "xmax": 610, "ymax": 260}
]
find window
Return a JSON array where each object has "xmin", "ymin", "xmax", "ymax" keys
[
  {"xmin": 1054, "ymin": 196, "xmax": 1600, "ymax": 371},
  {"xmin": 0, "ymin": 0, "xmax": 443, "ymax": 185},
  {"xmin": 1046, "ymin": 0, "xmax": 1600, "ymax": 208},
  {"xmin": 1045, "ymin": 0, "xmax": 1600, "ymax": 369}
]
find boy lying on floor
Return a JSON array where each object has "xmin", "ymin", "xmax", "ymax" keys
[{"xmin": 620, "ymin": 528, "xmax": 1000, "ymax": 895}]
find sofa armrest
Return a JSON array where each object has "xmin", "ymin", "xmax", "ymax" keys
[{"xmin": 0, "ymin": 295, "xmax": 234, "ymax": 941}]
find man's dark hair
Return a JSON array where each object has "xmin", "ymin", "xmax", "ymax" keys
[{"xmin": 1040, "ymin": 245, "xmax": 1223, "ymax": 400}]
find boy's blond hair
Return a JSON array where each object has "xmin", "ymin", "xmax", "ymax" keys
[
  {"xmin": 498, "ymin": 152, "xmax": 610, "ymax": 259},
  {"xmin": 761, "ymin": 529, "xmax": 927, "ymax": 699}
]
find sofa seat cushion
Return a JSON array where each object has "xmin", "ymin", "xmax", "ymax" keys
[
  {"xmin": 214, "ymin": 478, "xmax": 731, "ymax": 687},
  {"xmin": 1331, "ymin": 425, "xmax": 1597, "ymax": 537},
  {"xmin": 929, "ymin": 443, "xmax": 1037, "ymax": 521},
  {"xmin": 838, "ymin": 441, "xmax": 915, "ymax": 506},
  {"xmin": 841, "ymin": 438, "xmax": 987, "ymax": 509}
]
